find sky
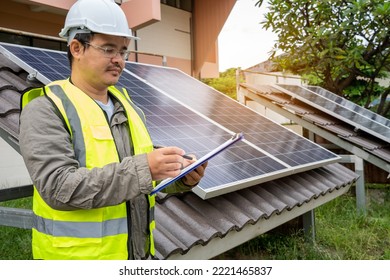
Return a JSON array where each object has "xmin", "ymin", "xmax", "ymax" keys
[{"xmin": 218, "ymin": 0, "xmax": 277, "ymax": 72}]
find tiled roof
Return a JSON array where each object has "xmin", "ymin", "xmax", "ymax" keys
[
  {"xmin": 0, "ymin": 54, "xmax": 40, "ymax": 141},
  {"xmin": 240, "ymin": 83, "xmax": 390, "ymax": 167},
  {"xmin": 0, "ymin": 51, "xmax": 359, "ymax": 259},
  {"xmin": 154, "ymin": 163, "xmax": 357, "ymax": 259}
]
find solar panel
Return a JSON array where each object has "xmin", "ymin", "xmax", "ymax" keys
[
  {"xmin": 306, "ymin": 86, "xmax": 390, "ymax": 127},
  {"xmin": 0, "ymin": 43, "xmax": 69, "ymax": 84},
  {"xmin": 125, "ymin": 63, "xmax": 339, "ymax": 166},
  {"xmin": 0, "ymin": 43, "xmax": 340, "ymax": 199},
  {"xmin": 274, "ymin": 84, "xmax": 390, "ymax": 143},
  {"xmin": 116, "ymin": 70, "xmax": 294, "ymax": 196}
]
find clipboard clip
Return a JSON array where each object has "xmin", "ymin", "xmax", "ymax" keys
[{"xmin": 231, "ymin": 132, "xmax": 243, "ymax": 141}]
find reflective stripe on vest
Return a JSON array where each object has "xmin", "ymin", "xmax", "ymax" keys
[
  {"xmin": 22, "ymin": 79, "xmax": 156, "ymax": 259},
  {"xmin": 34, "ymin": 213, "xmax": 128, "ymax": 238},
  {"xmin": 49, "ymin": 85, "xmax": 86, "ymax": 167}
]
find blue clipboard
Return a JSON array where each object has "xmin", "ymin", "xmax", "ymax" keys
[{"xmin": 151, "ymin": 132, "xmax": 244, "ymax": 195}]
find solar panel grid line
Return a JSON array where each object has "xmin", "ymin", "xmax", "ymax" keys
[
  {"xmin": 273, "ymin": 84, "xmax": 390, "ymax": 143},
  {"xmin": 122, "ymin": 85, "xmax": 234, "ymax": 144}
]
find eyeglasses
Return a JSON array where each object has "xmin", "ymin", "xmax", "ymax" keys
[{"xmin": 85, "ymin": 42, "xmax": 131, "ymax": 60}]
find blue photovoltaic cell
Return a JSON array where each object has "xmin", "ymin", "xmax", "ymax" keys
[
  {"xmin": 275, "ymin": 84, "xmax": 390, "ymax": 143},
  {"xmin": 125, "ymin": 63, "xmax": 339, "ymax": 167},
  {"xmin": 0, "ymin": 43, "xmax": 340, "ymax": 199}
]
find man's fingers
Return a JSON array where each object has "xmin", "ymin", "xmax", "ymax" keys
[
  {"xmin": 160, "ymin": 146, "xmax": 185, "ymax": 157},
  {"xmin": 147, "ymin": 146, "xmax": 187, "ymax": 181},
  {"xmin": 182, "ymin": 161, "xmax": 208, "ymax": 187}
]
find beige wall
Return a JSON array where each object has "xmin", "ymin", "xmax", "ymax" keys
[
  {"xmin": 138, "ymin": 5, "xmax": 191, "ymax": 60},
  {"xmin": 136, "ymin": 5, "xmax": 192, "ymax": 74}
]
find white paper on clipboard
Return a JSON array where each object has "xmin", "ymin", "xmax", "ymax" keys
[{"xmin": 151, "ymin": 132, "xmax": 244, "ymax": 195}]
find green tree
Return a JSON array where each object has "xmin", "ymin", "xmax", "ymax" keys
[
  {"xmin": 202, "ymin": 68, "xmax": 242, "ymax": 100},
  {"xmin": 256, "ymin": 0, "xmax": 390, "ymax": 116}
]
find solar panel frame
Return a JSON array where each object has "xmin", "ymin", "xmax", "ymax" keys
[
  {"xmin": 274, "ymin": 84, "xmax": 390, "ymax": 143},
  {"xmin": 0, "ymin": 43, "xmax": 341, "ymax": 199}
]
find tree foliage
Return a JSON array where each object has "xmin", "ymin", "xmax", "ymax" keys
[
  {"xmin": 202, "ymin": 68, "xmax": 242, "ymax": 100},
  {"xmin": 256, "ymin": 0, "xmax": 390, "ymax": 116}
]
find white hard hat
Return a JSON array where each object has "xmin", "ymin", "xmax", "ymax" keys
[{"xmin": 59, "ymin": 0, "xmax": 139, "ymax": 45}]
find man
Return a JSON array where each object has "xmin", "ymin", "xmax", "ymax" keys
[{"xmin": 19, "ymin": 0, "xmax": 207, "ymax": 260}]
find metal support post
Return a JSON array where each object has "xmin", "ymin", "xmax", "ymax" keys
[
  {"xmin": 340, "ymin": 155, "xmax": 366, "ymax": 214},
  {"xmin": 302, "ymin": 210, "xmax": 315, "ymax": 243}
]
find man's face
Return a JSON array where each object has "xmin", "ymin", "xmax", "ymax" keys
[{"xmin": 76, "ymin": 33, "xmax": 130, "ymax": 90}]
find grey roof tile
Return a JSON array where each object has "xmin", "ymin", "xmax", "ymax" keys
[
  {"xmin": 0, "ymin": 54, "xmax": 22, "ymax": 72},
  {"xmin": 302, "ymin": 113, "xmax": 338, "ymax": 125},
  {"xmin": 341, "ymin": 135, "xmax": 388, "ymax": 151},
  {"xmin": 371, "ymin": 148, "xmax": 390, "ymax": 162},
  {"xmin": 0, "ymin": 54, "xmax": 41, "ymax": 140},
  {"xmin": 321, "ymin": 124, "xmax": 357, "ymax": 137}
]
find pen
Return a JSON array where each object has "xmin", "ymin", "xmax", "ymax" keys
[
  {"xmin": 153, "ymin": 145, "xmax": 193, "ymax": 160},
  {"xmin": 182, "ymin": 154, "xmax": 193, "ymax": 160}
]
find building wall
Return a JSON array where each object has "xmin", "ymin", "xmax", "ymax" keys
[
  {"xmin": 0, "ymin": 0, "xmax": 65, "ymax": 38},
  {"xmin": 192, "ymin": 0, "xmax": 236, "ymax": 78},
  {"xmin": 136, "ymin": 4, "xmax": 192, "ymax": 74},
  {"xmin": 0, "ymin": 0, "xmax": 233, "ymax": 78}
]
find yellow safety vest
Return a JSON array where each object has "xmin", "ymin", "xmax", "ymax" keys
[{"xmin": 22, "ymin": 79, "xmax": 156, "ymax": 259}]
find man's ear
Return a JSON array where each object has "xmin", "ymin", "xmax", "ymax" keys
[{"xmin": 69, "ymin": 40, "xmax": 84, "ymax": 59}]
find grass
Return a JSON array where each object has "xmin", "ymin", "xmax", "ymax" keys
[
  {"xmin": 0, "ymin": 197, "xmax": 32, "ymax": 260},
  {"xmin": 1, "ymin": 185, "xmax": 389, "ymax": 260}
]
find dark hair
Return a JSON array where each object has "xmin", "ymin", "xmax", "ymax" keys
[{"xmin": 67, "ymin": 32, "xmax": 94, "ymax": 68}]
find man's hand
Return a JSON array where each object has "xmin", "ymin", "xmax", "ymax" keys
[
  {"xmin": 181, "ymin": 154, "xmax": 208, "ymax": 187},
  {"xmin": 147, "ymin": 147, "xmax": 186, "ymax": 181}
]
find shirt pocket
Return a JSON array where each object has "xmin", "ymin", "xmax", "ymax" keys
[{"xmin": 89, "ymin": 125, "xmax": 118, "ymax": 167}]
